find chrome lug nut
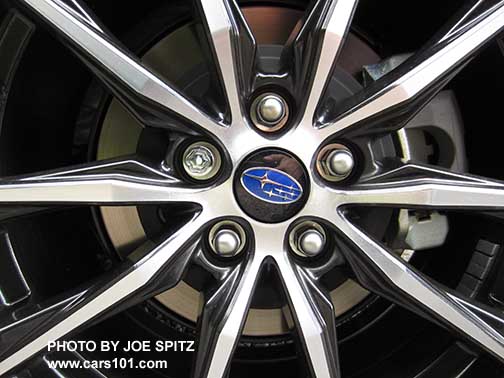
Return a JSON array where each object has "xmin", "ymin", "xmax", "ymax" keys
[
  {"xmin": 182, "ymin": 141, "xmax": 221, "ymax": 180},
  {"xmin": 213, "ymin": 229, "xmax": 241, "ymax": 256},
  {"xmin": 328, "ymin": 149, "xmax": 354, "ymax": 176},
  {"xmin": 289, "ymin": 221, "xmax": 327, "ymax": 258},
  {"xmin": 316, "ymin": 143, "xmax": 355, "ymax": 182},
  {"xmin": 209, "ymin": 221, "xmax": 246, "ymax": 258},
  {"xmin": 258, "ymin": 95, "xmax": 285, "ymax": 123},
  {"xmin": 250, "ymin": 93, "xmax": 289, "ymax": 132},
  {"xmin": 298, "ymin": 229, "xmax": 325, "ymax": 257}
]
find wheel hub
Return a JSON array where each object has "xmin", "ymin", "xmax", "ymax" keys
[{"xmin": 97, "ymin": 6, "xmax": 386, "ymax": 337}]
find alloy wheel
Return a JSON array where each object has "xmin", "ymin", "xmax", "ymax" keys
[{"xmin": 1, "ymin": 0, "xmax": 504, "ymax": 377}]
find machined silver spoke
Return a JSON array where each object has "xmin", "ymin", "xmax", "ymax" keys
[
  {"xmin": 335, "ymin": 216, "xmax": 504, "ymax": 362},
  {"xmin": 0, "ymin": 216, "xmax": 208, "ymax": 376},
  {"xmin": 50, "ymin": 0, "xmax": 104, "ymax": 32},
  {"xmin": 192, "ymin": 253, "xmax": 264, "ymax": 378},
  {"xmin": 318, "ymin": 1, "xmax": 504, "ymax": 138},
  {"xmin": 295, "ymin": 0, "xmax": 358, "ymax": 126},
  {"xmin": 342, "ymin": 164, "xmax": 504, "ymax": 210},
  {"xmin": 17, "ymin": 0, "xmax": 225, "ymax": 136},
  {"xmin": 198, "ymin": 0, "xmax": 256, "ymax": 123},
  {"xmin": 0, "ymin": 158, "xmax": 205, "ymax": 206},
  {"xmin": 275, "ymin": 254, "xmax": 341, "ymax": 378}
]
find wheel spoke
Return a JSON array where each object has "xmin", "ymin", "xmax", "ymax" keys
[
  {"xmin": 16, "ymin": 0, "xmax": 225, "ymax": 136},
  {"xmin": 0, "ymin": 158, "xmax": 205, "ymax": 206},
  {"xmin": 198, "ymin": 0, "xmax": 256, "ymax": 122},
  {"xmin": 285, "ymin": 0, "xmax": 357, "ymax": 126},
  {"xmin": 0, "ymin": 216, "xmax": 207, "ymax": 375},
  {"xmin": 0, "ymin": 206, "xmax": 50, "ymax": 222},
  {"xmin": 318, "ymin": 1, "xmax": 504, "ymax": 138},
  {"xmin": 45, "ymin": 0, "xmax": 104, "ymax": 32},
  {"xmin": 275, "ymin": 254, "xmax": 341, "ymax": 378},
  {"xmin": 342, "ymin": 163, "xmax": 504, "ymax": 210},
  {"xmin": 334, "ymin": 216, "xmax": 504, "ymax": 362},
  {"xmin": 192, "ymin": 253, "xmax": 264, "ymax": 378}
]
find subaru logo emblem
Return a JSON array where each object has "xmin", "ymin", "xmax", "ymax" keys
[{"xmin": 240, "ymin": 167, "xmax": 303, "ymax": 204}]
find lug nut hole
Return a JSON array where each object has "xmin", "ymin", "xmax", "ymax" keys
[
  {"xmin": 250, "ymin": 92, "xmax": 289, "ymax": 133},
  {"xmin": 208, "ymin": 220, "xmax": 247, "ymax": 258},
  {"xmin": 181, "ymin": 141, "xmax": 222, "ymax": 181},
  {"xmin": 289, "ymin": 221, "xmax": 327, "ymax": 258},
  {"xmin": 316, "ymin": 143, "xmax": 355, "ymax": 182}
]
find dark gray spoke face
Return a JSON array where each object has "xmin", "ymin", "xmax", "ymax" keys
[
  {"xmin": 3, "ymin": 0, "xmax": 504, "ymax": 377},
  {"xmin": 275, "ymin": 254, "xmax": 341, "ymax": 378},
  {"xmin": 283, "ymin": 0, "xmax": 358, "ymax": 125},
  {"xmin": 0, "ymin": 218, "xmax": 207, "ymax": 375},
  {"xmin": 197, "ymin": 0, "xmax": 257, "ymax": 122},
  {"xmin": 335, "ymin": 162, "xmax": 504, "ymax": 363},
  {"xmin": 17, "ymin": 0, "xmax": 226, "ymax": 136},
  {"xmin": 316, "ymin": 0, "xmax": 504, "ymax": 138}
]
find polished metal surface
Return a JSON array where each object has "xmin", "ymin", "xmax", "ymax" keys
[
  {"xmin": 2, "ymin": 0, "xmax": 504, "ymax": 377},
  {"xmin": 299, "ymin": 229, "xmax": 325, "ymax": 257},
  {"xmin": 213, "ymin": 229, "xmax": 240, "ymax": 256},
  {"xmin": 328, "ymin": 150, "xmax": 354, "ymax": 176},
  {"xmin": 296, "ymin": 0, "xmax": 359, "ymax": 127},
  {"xmin": 208, "ymin": 220, "xmax": 246, "ymax": 257},
  {"xmin": 316, "ymin": 143, "xmax": 354, "ymax": 182},
  {"xmin": 198, "ymin": 0, "xmax": 256, "ymax": 123},
  {"xmin": 250, "ymin": 92, "xmax": 290, "ymax": 132},
  {"xmin": 257, "ymin": 94, "xmax": 286, "ymax": 124},
  {"xmin": 289, "ymin": 221, "xmax": 327, "ymax": 258},
  {"xmin": 182, "ymin": 142, "xmax": 221, "ymax": 180}
]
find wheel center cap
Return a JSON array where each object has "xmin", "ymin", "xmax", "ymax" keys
[{"xmin": 234, "ymin": 149, "xmax": 309, "ymax": 223}]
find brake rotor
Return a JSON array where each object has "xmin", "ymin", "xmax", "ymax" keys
[{"xmin": 97, "ymin": 5, "xmax": 380, "ymax": 336}]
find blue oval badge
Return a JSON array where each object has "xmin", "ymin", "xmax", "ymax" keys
[{"xmin": 240, "ymin": 167, "xmax": 303, "ymax": 204}]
